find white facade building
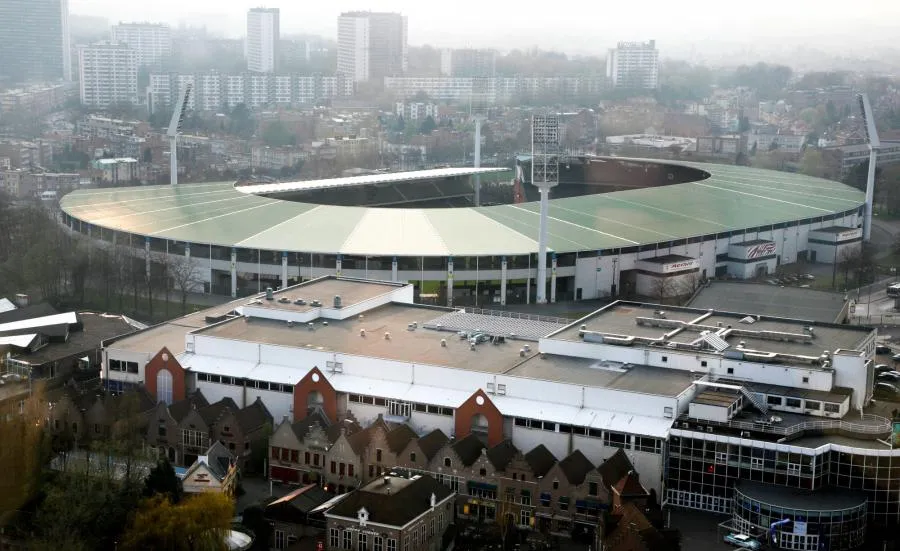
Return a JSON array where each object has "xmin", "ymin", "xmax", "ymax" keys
[
  {"xmin": 440, "ymin": 48, "xmax": 496, "ymax": 78},
  {"xmin": 337, "ymin": 12, "xmax": 408, "ymax": 83},
  {"xmin": 110, "ymin": 22, "xmax": 172, "ymax": 67},
  {"xmin": 606, "ymin": 40, "xmax": 659, "ymax": 89},
  {"xmin": 77, "ymin": 42, "xmax": 138, "ymax": 107},
  {"xmin": 246, "ymin": 7, "xmax": 279, "ymax": 73}
]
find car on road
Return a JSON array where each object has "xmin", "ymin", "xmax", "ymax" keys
[
  {"xmin": 724, "ymin": 533, "xmax": 761, "ymax": 550},
  {"xmin": 877, "ymin": 345, "xmax": 892, "ymax": 355}
]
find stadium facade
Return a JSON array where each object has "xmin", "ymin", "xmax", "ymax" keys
[{"xmin": 59, "ymin": 159, "xmax": 866, "ymax": 305}]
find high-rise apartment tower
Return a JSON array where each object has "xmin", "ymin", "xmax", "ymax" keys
[
  {"xmin": 246, "ymin": 7, "xmax": 280, "ymax": 73},
  {"xmin": 0, "ymin": 0, "xmax": 71, "ymax": 84},
  {"xmin": 337, "ymin": 11, "xmax": 407, "ymax": 83}
]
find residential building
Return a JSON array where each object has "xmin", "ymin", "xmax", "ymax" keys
[
  {"xmin": 695, "ymin": 135, "xmax": 748, "ymax": 159},
  {"xmin": 606, "ymin": 40, "xmax": 659, "ymax": 90},
  {"xmin": 747, "ymin": 129, "xmax": 806, "ymax": 156},
  {"xmin": 110, "ymin": 22, "xmax": 172, "ymax": 67},
  {"xmin": 383, "ymin": 75, "xmax": 606, "ymax": 104},
  {"xmin": 148, "ymin": 72, "xmax": 352, "ymax": 111},
  {"xmin": 0, "ymin": 169, "xmax": 33, "ymax": 197},
  {"xmin": 337, "ymin": 12, "xmax": 408, "ymax": 82},
  {"xmin": 395, "ymin": 101, "xmax": 438, "ymax": 121},
  {"xmin": 0, "ymin": 83, "xmax": 70, "ymax": 116},
  {"xmin": 440, "ymin": 48, "xmax": 496, "ymax": 78},
  {"xmin": 264, "ymin": 484, "xmax": 334, "ymax": 548},
  {"xmin": 181, "ymin": 441, "xmax": 238, "ymax": 496},
  {"xmin": 324, "ymin": 472, "xmax": 454, "ymax": 551},
  {"xmin": 251, "ymin": 145, "xmax": 306, "ymax": 172},
  {"xmin": 76, "ymin": 115, "xmax": 146, "ymax": 139},
  {"xmin": 246, "ymin": 7, "xmax": 280, "ymax": 73},
  {"xmin": 0, "ymin": 0, "xmax": 71, "ymax": 84},
  {"xmin": 823, "ymin": 140, "xmax": 900, "ymax": 177},
  {"xmin": 91, "ymin": 157, "xmax": 138, "ymax": 184},
  {"xmin": 78, "ymin": 42, "xmax": 138, "ymax": 107}
]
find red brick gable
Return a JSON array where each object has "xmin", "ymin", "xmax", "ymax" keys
[
  {"xmin": 144, "ymin": 347, "xmax": 186, "ymax": 403},
  {"xmin": 292, "ymin": 366, "xmax": 337, "ymax": 423},
  {"xmin": 455, "ymin": 389, "xmax": 504, "ymax": 447}
]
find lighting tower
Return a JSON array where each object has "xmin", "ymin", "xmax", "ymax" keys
[
  {"xmin": 531, "ymin": 113, "xmax": 560, "ymax": 304},
  {"xmin": 167, "ymin": 84, "xmax": 193, "ymax": 186},
  {"xmin": 470, "ymin": 77, "xmax": 491, "ymax": 206},
  {"xmin": 857, "ymin": 93, "xmax": 881, "ymax": 241}
]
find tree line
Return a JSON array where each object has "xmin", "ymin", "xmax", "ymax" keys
[{"xmin": 0, "ymin": 192, "xmax": 203, "ymax": 323}]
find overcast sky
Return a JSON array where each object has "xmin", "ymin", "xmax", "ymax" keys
[{"xmin": 70, "ymin": 0, "xmax": 900, "ymax": 56}]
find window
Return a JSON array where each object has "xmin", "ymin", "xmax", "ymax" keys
[
  {"xmin": 479, "ymin": 468, "xmax": 486, "ymax": 476},
  {"xmin": 409, "ymin": 452, "xmax": 417, "ymax": 463},
  {"xmin": 661, "ymin": 356, "xmax": 668, "ymax": 362},
  {"xmin": 340, "ymin": 463, "xmax": 346, "ymax": 476},
  {"xmin": 786, "ymin": 398, "xmax": 802, "ymax": 408},
  {"xmin": 701, "ymin": 360, "xmax": 708, "ymax": 367},
  {"xmin": 552, "ymin": 480, "xmax": 559, "ymax": 490},
  {"xmin": 727, "ymin": 367, "xmax": 734, "ymax": 375},
  {"xmin": 181, "ymin": 429, "xmax": 205, "ymax": 448},
  {"xmin": 588, "ymin": 482, "xmax": 598, "ymax": 496},
  {"xmin": 376, "ymin": 449, "xmax": 383, "ymax": 463},
  {"xmin": 369, "ymin": 465, "xmax": 375, "ymax": 478},
  {"xmin": 802, "ymin": 376, "xmax": 809, "ymax": 384},
  {"xmin": 331, "ymin": 461, "xmax": 337, "ymax": 474},
  {"xmin": 767, "ymin": 395, "xmax": 783, "ymax": 405},
  {"xmin": 330, "ymin": 528, "xmax": 339, "ymax": 548},
  {"xmin": 156, "ymin": 368, "xmax": 173, "ymax": 405},
  {"xmin": 444, "ymin": 457, "xmax": 451, "ymax": 468},
  {"xmin": 272, "ymin": 447, "xmax": 281, "ymax": 460},
  {"xmin": 158, "ymin": 422, "xmax": 166, "ymax": 437},
  {"xmin": 274, "ymin": 530, "xmax": 286, "ymax": 549},
  {"xmin": 520, "ymin": 508, "xmax": 532, "ymax": 527},
  {"xmin": 304, "ymin": 452, "xmax": 310, "ymax": 465},
  {"xmin": 313, "ymin": 453, "xmax": 319, "ymax": 466},
  {"xmin": 348, "ymin": 464, "xmax": 354, "ymax": 477},
  {"xmin": 750, "ymin": 457, "xmax": 764, "ymax": 469},
  {"xmin": 559, "ymin": 496, "xmax": 569, "ymax": 511},
  {"xmin": 388, "ymin": 400, "xmax": 411, "ymax": 418},
  {"xmin": 635, "ymin": 436, "xmax": 661, "ymax": 454},
  {"xmin": 805, "ymin": 400, "xmax": 821, "ymax": 411},
  {"xmin": 343, "ymin": 530, "xmax": 352, "ymax": 549},
  {"xmin": 824, "ymin": 403, "xmax": 840, "ymax": 413},
  {"xmin": 374, "ymin": 536, "xmax": 383, "ymax": 551},
  {"xmin": 387, "ymin": 539, "xmax": 397, "ymax": 551},
  {"xmin": 603, "ymin": 431, "xmax": 628, "ymax": 449},
  {"xmin": 429, "ymin": 518, "xmax": 435, "ymax": 537},
  {"xmin": 358, "ymin": 533, "xmax": 367, "ymax": 551}
]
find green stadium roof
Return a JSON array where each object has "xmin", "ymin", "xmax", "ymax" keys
[{"xmin": 60, "ymin": 160, "xmax": 865, "ymax": 257}]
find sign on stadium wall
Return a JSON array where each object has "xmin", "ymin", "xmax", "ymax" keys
[
  {"xmin": 661, "ymin": 259, "xmax": 700, "ymax": 273},
  {"xmin": 745, "ymin": 242, "xmax": 776, "ymax": 260}
]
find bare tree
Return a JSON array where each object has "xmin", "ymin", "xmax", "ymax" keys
[
  {"xmin": 648, "ymin": 277, "xmax": 677, "ymax": 304},
  {"xmin": 169, "ymin": 254, "xmax": 203, "ymax": 315}
]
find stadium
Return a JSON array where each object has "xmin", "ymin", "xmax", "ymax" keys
[{"xmin": 59, "ymin": 157, "xmax": 866, "ymax": 305}]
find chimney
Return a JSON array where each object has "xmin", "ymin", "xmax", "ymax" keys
[
  {"xmin": 430, "ymin": 492, "xmax": 436, "ymax": 507},
  {"xmin": 383, "ymin": 475, "xmax": 390, "ymax": 485}
]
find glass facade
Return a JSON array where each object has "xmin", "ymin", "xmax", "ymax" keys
[
  {"xmin": 665, "ymin": 431, "xmax": 900, "ymax": 536},
  {"xmin": 732, "ymin": 483, "xmax": 866, "ymax": 551}
]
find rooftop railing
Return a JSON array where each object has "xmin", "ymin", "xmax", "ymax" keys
[{"xmin": 681, "ymin": 413, "xmax": 892, "ymax": 439}]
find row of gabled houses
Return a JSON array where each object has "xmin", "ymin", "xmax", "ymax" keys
[
  {"xmin": 268, "ymin": 410, "xmax": 652, "ymax": 540},
  {"xmin": 47, "ymin": 387, "xmax": 273, "ymax": 469}
]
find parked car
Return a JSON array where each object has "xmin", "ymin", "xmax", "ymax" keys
[
  {"xmin": 892, "ymin": 353, "xmax": 900, "ymax": 362},
  {"xmin": 724, "ymin": 533, "xmax": 761, "ymax": 550},
  {"xmin": 876, "ymin": 364, "xmax": 894, "ymax": 374},
  {"xmin": 878, "ymin": 371, "xmax": 900, "ymax": 381},
  {"xmin": 876, "ymin": 345, "xmax": 892, "ymax": 355},
  {"xmin": 876, "ymin": 382, "xmax": 899, "ymax": 395}
]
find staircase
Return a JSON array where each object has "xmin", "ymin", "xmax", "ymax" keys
[{"xmin": 739, "ymin": 386, "xmax": 769, "ymax": 415}]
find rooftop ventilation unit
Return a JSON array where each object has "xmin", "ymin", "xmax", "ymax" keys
[
  {"xmin": 287, "ymin": 320, "xmax": 294, "ymax": 328},
  {"xmin": 519, "ymin": 348, "xmax": 526, "ymax": 357},
  {"xmin": 307, "ymin": 322, "xmax": 314, "ymax": 331},
  {"xmin": 440, "ymin": 339, "xmax": 447, "ymax": 347},
  {"xmin": 333, "ymin": 295, "xmax": 342, "ymax": 309},
  {"xmin": 407, "ymin": 323, "xmax": 416, "ymax": 331},
  {"xmin": 323, "ymin": 321, "xmax": 328, "ymax": 326},
  {"xmin": 358, "ymin": 314, "xmax": 364, "ymax": 321},
  {"xmin": 265, "ymin": 288, "xmax": 274, "ymax": 300},
  {"xmin": 384, "ymin": 332, "xmax": 391, "ymax": 340},
  {"xmin": 740, "ymin": 316, "xmax": 756, "ymax": 324},
  {"xmin": 654, "ymin": 311, "xmax": 666, "ymax": 319},
  {"xmin": 360, "ymin": 329, "xmax": 366, "ymax": 337},
  {"xmin": 311, "ymin": 300, "xmax": 321, "ymax": 307},
  {"xmin": 470, "ymin": 343, "xmax": 476, "ymax": 351},
  {"xmin": 523, "ymin": 344, "xmax": 531, "ymax": 353}
]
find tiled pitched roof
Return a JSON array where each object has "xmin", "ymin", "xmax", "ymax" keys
[
  {"xmin": 613, "ymin": 471, "xmax": 648, "ymax": 497},
  {"xmin": 291, "ymin": 411, "xmax": 330, "ymax": 440},
  {"xmin": 327, "ymin": 474, "xmax": 453, "ymax": 527},
  {"xmin": 168, "ymin": 391, "xmax": 209, "ymax": 423},
  {"xmin": 198, "ymin": 397, "xmax": 239, "ymax": 425},
  {"xmin": 386, "ymin": 424, "xmax": 417, "ymax": 454},
  {"xmin": 598, "ymin": 448, "xmax": 635, "ymax": 491},
  {"xmin": 235, "ymin": 397, "xmax": 273, "ymax": 433},
  {"xmin": 326, "ymin": 418, "xmax": 361, "ymax": 443},
  {"xmin": 415, "ymin": 429, "xmax": 448, "ymax": 460},
  {"xmin": 486, "ymin": 439, "xmax": 518, "ymax": 472},
  {"xmin": 451, "ymin": 433, "xmax": 485, "ymax": 467},
  {"xmin": 524, "ymin": 444, "xmax": 557, "ymax": 478},
  {"xmin": 558, "ymin": 450, "xmax": 595, "ymax": 486}
]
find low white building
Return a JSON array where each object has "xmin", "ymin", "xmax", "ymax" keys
[{"xmin": 807, "ymin": 226, "xmax": 863, "ymax": 264}]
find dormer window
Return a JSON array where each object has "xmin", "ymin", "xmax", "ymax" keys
[{"xmin": 357, "ymin": 507, "xmax": 369, "ymax": 527}]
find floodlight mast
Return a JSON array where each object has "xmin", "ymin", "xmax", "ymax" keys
[
  {"xmin": 167, "ymin": 84, "xmax": 193, "ymax": 186},
  {"xmin": 531, "ymin": 113, "xmax": 560, "ymax": 304},
  {"xmin": 857, "ymin": 93, "xmax": 880, "ymax": 242}
]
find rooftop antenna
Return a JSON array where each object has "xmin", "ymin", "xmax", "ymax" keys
[
  {"xmin": 531, "ymin": 113, "xmax": 560, "ymax": 304},
  {"xmin": 857, "ymin": 93, "xmax": 880, "ymax": 241},
  {"xmin": 167, "ymin": 83, "xmax": 193, "ymax": 186}
]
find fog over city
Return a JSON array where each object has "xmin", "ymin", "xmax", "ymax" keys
[{"xmin": 70, "ymin": 0, "xmax": 900, "ymax": 62}]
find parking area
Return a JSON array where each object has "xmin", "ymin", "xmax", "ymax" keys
[{"xmin": 669, "ymin": 508, "xmax": 737, "ymax": 551}]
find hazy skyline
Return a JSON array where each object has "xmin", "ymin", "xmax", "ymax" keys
[{"xmin": 71, "ymin": 0, "xmax": 900, "ymax": 58}]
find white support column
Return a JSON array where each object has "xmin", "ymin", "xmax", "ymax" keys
[
  {"xmin": 500, "ymin": 256, "xmax": 508, "ymax": 306},
  {"xmin": 864, "ymin": 148, "xmax": 876, "ymax": 241},
  {"xmin": 281, "ymin": 252, "xmax": 288, "ymax": 290},
  {"xmin": 447, "ymin": 257, "xmax": 454, "ymax": 307},
  {"xmin": 391, "ymin": 257, "xmax": 398, "ymax": 282},
  {"xmin": 550, "ymin": 254, "xmax": 558, "ymax": 303},
  {"xmin": 144, "ymin": 237, "xmax": 151, "ymax": 281},
  {"xmin": 336, "ymin": 255, "xmax": 342, "ymax": 277},
  {"xmin": 230, "ymin": 248, "xmax": 237, "ymax": 298},
  {"xmin": 535, "ymin": 186, "xmax": 550, "ymax": 304}
]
